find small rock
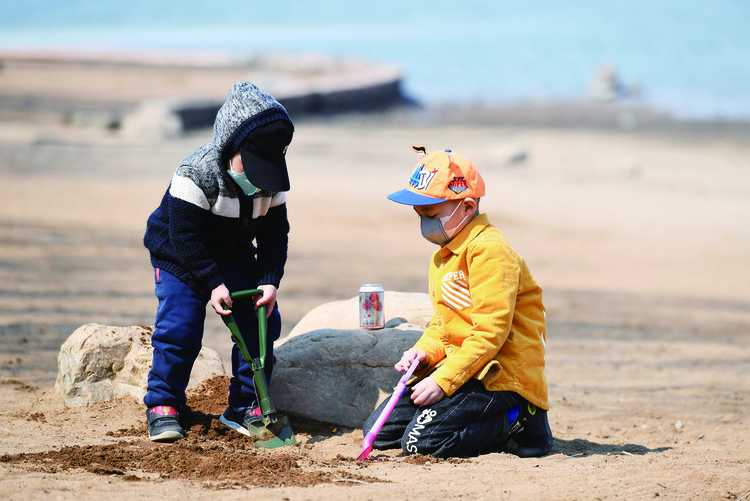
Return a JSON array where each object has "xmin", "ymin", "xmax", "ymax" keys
[
  {"xmin": 56, "ymin": 323, "xmax": 225, "ymax": 407},
  {"xmin": 489, "ymin": 146, "xmax": 529, "ymax": 167},
  {"xmin": 120, "ymin": 100, "xmax": 183, "ymax": 139},
  {"xmin": 384, "ymin": 317, "xmax": 407, "ymax": 328}
]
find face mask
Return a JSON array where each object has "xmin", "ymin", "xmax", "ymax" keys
[
  {"xmin": 419, "ymin": 200, "xmax": 470, "ymax": 245},
  {"xmin": 227, "ymin": 158, "xmax": 260, "ymax": 196}
]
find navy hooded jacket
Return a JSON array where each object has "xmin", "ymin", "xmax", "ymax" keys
[{"xmin": 143, "ymin": 81, "xmax": 293, "ymax": 291}]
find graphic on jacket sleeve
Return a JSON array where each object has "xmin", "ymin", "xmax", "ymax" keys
[{"xmin": 441, "ymin": 270, "xmax": 472, "ymax": 310}]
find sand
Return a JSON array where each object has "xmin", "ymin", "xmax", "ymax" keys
[{"xmin": 1, "ymin": 69, "xmax": 750, "ymax": 499}]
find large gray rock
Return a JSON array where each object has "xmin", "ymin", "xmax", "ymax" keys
[
  {"xmin": 272, "ymin": 328, "xmax": 423, "ymax": 427},
  {"xmin": 56, "ymin": 323, "xmax": 226, "ymax": 407},
  {"xmin": 284, "ymin": 291, "xmax": 432, "ymax": 341}
]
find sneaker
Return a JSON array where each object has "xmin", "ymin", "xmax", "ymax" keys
[
  {"xmin": 219, "ymin": 403, "xmax": 264, "ymax": 437},
  {"xmin": 509, "ymin": 402, "xmax": 553, "ymax": 458},
  {"xmin": 147, "ymin": 405, "xmax": 185, "ymax": 442}
]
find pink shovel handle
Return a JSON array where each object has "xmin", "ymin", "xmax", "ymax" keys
[{"xmin": 365, "ymin": 358, "xmax": 421, "ymax": 439}]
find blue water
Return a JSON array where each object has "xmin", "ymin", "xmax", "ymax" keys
[{"xmin": 1, "ymin": 0, "xmax": 750, "ymax": 120}]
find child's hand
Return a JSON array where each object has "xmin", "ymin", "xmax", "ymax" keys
[
  {"xmin": 395, "ymin": 348, "xmax": 426, "ymax": 372},
  {"xmin": 411, "ymin": 377, "xmax": 445, "ymax": 406},
  {"xmin": 255, "ymin": 285, "xmax": 277, "ymax": 318},
  {"xmin": 210, "ymin": 283, "xmax": 233, "ymax": 316}
]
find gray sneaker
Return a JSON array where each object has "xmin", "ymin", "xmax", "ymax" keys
[
  {"xmin": 219, "ymin": 403, "xmax": 263, "ymax": 436},
  {"xmin": 147, "ymin": 405, "xmax": 185, "ymax": 442}
]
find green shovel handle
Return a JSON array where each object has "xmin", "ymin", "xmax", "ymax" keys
[
  {"xmin": 221, "ymin": 289, "xmax": 267, "ymax": 368},
  {"xmin": 220, "ymin": 289, "xmax": 276, "ymax": 424}
]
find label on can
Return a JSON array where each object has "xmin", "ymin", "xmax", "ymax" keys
[{"xmin": 359, "ymin": 284, "xmax": 385, "ymax": 329}]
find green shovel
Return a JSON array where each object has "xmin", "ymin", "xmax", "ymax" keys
[{"xmin": 222, "ymin": 289, "xmax": 296, "ymax": 449}]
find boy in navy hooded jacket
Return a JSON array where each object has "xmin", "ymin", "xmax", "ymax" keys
[{"xmin": 142, "ymin": 81, "xmax": 293, "ymax": 442}]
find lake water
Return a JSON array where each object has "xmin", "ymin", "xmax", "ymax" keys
[{"xmin": 1, "ymin": 0, "xmax": 749, "ymax": 120}]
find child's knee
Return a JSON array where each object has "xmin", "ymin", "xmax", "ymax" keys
[
  {"xmin": 400, "ymin": 408, "xmax": 440, "ymax": 455},
  {"xmin": 401, "ymin": 434, "xmax": 433, "ymax": 456}
]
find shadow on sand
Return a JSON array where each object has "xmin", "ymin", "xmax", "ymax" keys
[{"xmin": 552, "ymin": 437, "xmax": 671, "ymax": 458}]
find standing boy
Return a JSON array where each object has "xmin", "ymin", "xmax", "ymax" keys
[
  {"xmin": 143, "ymin": 81, "xmax": 294, "ymax": 442},
  {"xmin": 363, "ymin": 146, "xmax": 553, "ymax": 458}
]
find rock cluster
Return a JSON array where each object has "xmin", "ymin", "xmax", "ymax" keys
[{"xmin": 55, "ymin": 292, "xmax": 431, "ymax": 426}]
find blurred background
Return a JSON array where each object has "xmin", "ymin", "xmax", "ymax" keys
[{"xmin": 1, "ymin": 0, "xmax": 750, "ymax": 119}]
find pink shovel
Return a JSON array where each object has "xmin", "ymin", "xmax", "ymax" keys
[{"xmin": 357, "ymin": 358, "xmax": 421, "ymax": 460}]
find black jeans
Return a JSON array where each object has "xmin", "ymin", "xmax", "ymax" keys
[{"xmin": 364, "ymin": 379, "xmax": 521, "ymax": 458}]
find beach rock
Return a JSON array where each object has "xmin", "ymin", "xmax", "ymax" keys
[
  {"xmin": 119, "ymin": 100, "xmax": 183, "ymax": 139},
  {"xmin": 590, "ymin": 62, "xmax": 641, "ymax": 102},
  {"xmin": 272, "ymin": 328, "xmax": 423, "ymax": 427},
  {"xmin": 55, "ymin": 323, "xmax": 226, "ymax": 407},
  {"xmin": 590, "ymin": 63, "xmax": 622, "ymax": 101},
  {"xmin": 284, "ymin": 291, "xmax": 432, "ymax": 342},
  {"xmin": 67, "ymin": 110, "xmax": 120, "ymax": 130},
  {"xmin": 489, "ymin": 145, "xmax": 529, "ymax": 167}
]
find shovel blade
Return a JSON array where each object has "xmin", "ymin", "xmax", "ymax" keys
[
  {"xmin": 356, "ymin": 444, "xmax": 373, "ymax": 460},
  {"xmin": 246, "ymin": 415, "xmax": 296, "ymax": 449},
  {"xmin": 356, "ymin": 430, "xmax": 377, "ymax": 460}
]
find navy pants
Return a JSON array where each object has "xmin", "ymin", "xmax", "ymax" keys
[
  {"xmin": 364, "ymin": 379, "xmax": 521, "ymax": 458},
  {"xmin": 143, "ymin": 265, "xmax": 281, "ymax": 410}
]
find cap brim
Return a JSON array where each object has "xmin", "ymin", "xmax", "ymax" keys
[
  {"xmin": 240, "ymin": 148, "xmax": 290, "ymax": 192},
  {"xmin": 387, "ymin": 188, "xmax": 450, "ymax": 206}
]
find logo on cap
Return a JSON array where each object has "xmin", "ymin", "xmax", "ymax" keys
[
  {"xmin": 448, "ymin": 176, "xmax": 468, "ymax": 194},
  {"xmin": 408, "ymin": 164, "xmax": 438, "ymax": 191}
]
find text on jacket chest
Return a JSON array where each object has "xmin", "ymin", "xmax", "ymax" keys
[{"xmin": 443, "ymin": 270, "xmax": 466, "ymax": 282}]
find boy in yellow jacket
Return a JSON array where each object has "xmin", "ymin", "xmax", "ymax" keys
[{"xmin": 363, "ymin": 146, "xmax": 553, "ymax": 458}]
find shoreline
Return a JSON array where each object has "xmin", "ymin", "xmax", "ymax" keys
[
  {"xmin": 408, "ymin": 102, "xmax": 750, "ymax": 145},
  {"xmin": 2, "ymin": 49, "xmax": 749, "ymax": 141}
]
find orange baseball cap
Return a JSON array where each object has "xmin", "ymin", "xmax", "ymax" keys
[{"xmin": 387, "ymin": 146, "xmax": 486, "ymax": 205}]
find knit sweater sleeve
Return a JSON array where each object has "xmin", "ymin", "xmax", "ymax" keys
[
  {"xmin": 167, "ymin": 194, "xmax": 224, "ymax": 291},
  {"xmin": 254, "ymin": 199, "xmax": 290, "ymax": 288}
]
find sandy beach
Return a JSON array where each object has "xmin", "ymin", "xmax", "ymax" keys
[{"xmin": 1, "ymin": 56, "xmax": 749, "ymax": 500}]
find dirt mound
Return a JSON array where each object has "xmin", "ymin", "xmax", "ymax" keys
[{"xmin": 1, "ymin": 376, "xmax": 386, "ymax": 489}]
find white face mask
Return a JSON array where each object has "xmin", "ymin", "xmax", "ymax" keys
[
  {"xmin": 227, "ymin": 158, "xmax": 260, "ymax": 196},
  {"xmin": 419, "ymin": 200, "xmax": 470, "ymax": 245}
]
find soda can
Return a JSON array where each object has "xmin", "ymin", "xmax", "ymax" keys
[{"xmin": 359, "ymin": 284, "xmax": 385, "ymax": 329}]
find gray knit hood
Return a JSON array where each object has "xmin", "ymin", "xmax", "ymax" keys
[{"xmin": 213, "ymin": 81, "xmax": 294, "ymax": 168}]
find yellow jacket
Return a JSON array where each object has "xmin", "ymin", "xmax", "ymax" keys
[{"xmin": 413, "ymin": 213, "xmax": 549, "ymax": 410}]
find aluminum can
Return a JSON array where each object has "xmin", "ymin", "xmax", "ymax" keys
[{"xmin": 359, "ymin": 284, "xmax": 385, "ymax": 329}]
